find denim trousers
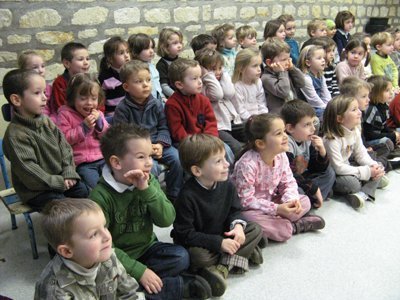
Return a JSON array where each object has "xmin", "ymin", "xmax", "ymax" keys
[
  {"xmin": 76, "ymin": 159, "xmax": 105, "ymax": 189},
  {"xmin": 138, "ymin": 242, "xmax": 190, "ymax": 300}
]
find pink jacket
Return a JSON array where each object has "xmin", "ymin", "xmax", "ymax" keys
[
  {"xmin": 231, "ymin": 150, "xmax": 300, "ymax": 216},
  {"xmin": 57, "ymin": 105, "xmax": 109, "ymax": 166}
]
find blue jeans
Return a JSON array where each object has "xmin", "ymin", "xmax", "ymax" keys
[
  {"xmin": 367, "ymin": 137, "xmax": 391, "ymax": 147},
  {"xmin": 138, "ymin": 242, "xmax": 190, "ymax": 300},
  {"xmin": 151, "ymin": 146, "xmax": 183, "ymax": 198},
  {"xmin": 76, "ymin": 159, "xmax": 105, "ymax": 189}
]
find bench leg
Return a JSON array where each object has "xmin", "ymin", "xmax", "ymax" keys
[
  {"xmin": 23, "ymin": 213, "xmax": 38, "ymax": 259},
  {"xmin": 11, "ymin": 214, "xmax": 17, "ymax": 230}
]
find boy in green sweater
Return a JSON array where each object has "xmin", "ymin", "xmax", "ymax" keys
[
  {"xmin": 89, "ymin": 123, "xmax": 211, "ymax": 300},
  {"xmin": 2, "ymin": 69, "xmax": 89, "ymax": 210}
]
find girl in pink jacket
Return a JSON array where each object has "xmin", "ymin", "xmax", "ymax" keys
[
  {"xmin": 231, "ymin": 114, "xmax": 325, "ymax": 242},
  {"xmin": 57, "ymin": 73, "xmax": 109, "ymax": 189}
]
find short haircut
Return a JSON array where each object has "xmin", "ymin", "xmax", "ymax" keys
[
  {"xmin": 168, "ymin": 58, "xmax": 199, "ymax": 88},
  {"xmin": 367, "ymin": 75, "xmax": 391, "ymax": 105},
  {"xmin": 157, "ymin": 28, "xmax": 183, "ymax": 57},
  {"xmin": 263, "ymin": 19, "xmax": 284, "ymax": 40},
  {"xmin": 236, "ymin": 25, "xmax": 257, "ymax": 41},
  {"xmin": 120, "ymin": 60, "xmax": 150, "ymax": 83},
  {"xmin": 277, "ymin": 14, "xmax": 295, "ymax": 26},
  {"xmin": 179, "ymin": 134, "xmax": 225, "ymax": 174},
  {"xmin": 322, "ymin": 95, "xmax": 356, "ymax": 139},
  {"xmin": 66, "ymin": 73, "xmax": 104, "ymax": 108},
  {"xmin": 298, "ymin": 45, "xmax": 324, "ymax": 74},
  {"xmin": 385, "ymin": 27, "xmax": 400, "ymax": 38},
  {"xmin": 211, "ymin": 23, "xmax": 235, "ymax": 51},
  {"xmin": 371, "ymin": 31, "xmax": 393, "ymax": 49},
  {"xmin": 61, "ymin": 42, "xmax": 87, "ymax": 62},
  {"xmin": 128, "ymin": 33, "xmax": 155, "ymax": 59},
  {"xmin": 301, "ymin": 36, "xmax": 336, "ymax": 51},
  {"xmin": 260, "ymin": 37, "xmax": 290, "ymax": 62},
  {"xmin": 340, "ymin": 76, "xmax": 372, "ymax": 97},
  {"xmin": 18, "ymin": 50, "xmax": 42, "ymax": 69},
  {"xmin": 194, "ymin": 48, "xmax": 224, "ymax": 70},
  {"xmin": 281, "ymin": 99, "xmax": 316, "ymax": 126},
  {"xmin": 232, "ymin": 47, "xmax": 261, "ymax": 83},
  {"xmin": 41, "ymin": 198, "xmax": 102, "ymax": 249},
  {"xmin": 334, "ymin": 11, "xmax": 355, "ymax": 30},
  {"xmin": 101, "ymin": 123, "xmax": 150, "ymax": 167},
  {"xmin": 190, "ymin": 34, "xmax": 217, "ymax": 53},
  {"xmin": 2, "ymin": 69, "xmax": 40, "ymax": 104},
  {"xmin": 99, "ymin": 36, "xmax": 128, "ymax": 73},
  {"xmin": 307, "ymin": 19, "xmax": 327, "ymax": 37}
]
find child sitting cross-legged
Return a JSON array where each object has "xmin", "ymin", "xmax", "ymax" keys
[
  {"xmin": 281, "ymin": 100, "xmax": 335, "ymax": 208},
  {"xmin": 34, "ymin": 198, "xmax": 143, "ymax": 299},
  {"xmin": 172, "ymin": 134, "xmax": 263, "ymax": 298},
  {"xmin": 90, "ymin": 123, "xmax": 212, "ymax": 300}
]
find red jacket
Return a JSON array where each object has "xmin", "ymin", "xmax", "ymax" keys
[
  {"xmin": 165, "ymin": 91, "xmax": 218, "ymax": 143},
  {"xmin": 50, "ymin": 70, "xmax": 69, "ymax": 113},
  {"xmin": 388, "ymin": 93, "xmax": 400, "ymax": 129}
]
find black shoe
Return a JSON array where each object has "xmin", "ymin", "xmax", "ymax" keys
[
  {"xmin": 389, "ymin": 160, "xmax": 400, "ymax": 170},
  {"xmin": 182, "ymin": 273, "xmax": 212, "ymax": 299}
]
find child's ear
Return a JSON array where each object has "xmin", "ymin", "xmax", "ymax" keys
[
  {"xmin": 122, "ymin": 82, "xmax": 129, "ymax": 92},
  {"xmin": 375, "ymin": 44, "xmax": 382, "ymax": 52},
  {"xmin": 265, "ymin": 58, "xmax": 272, "ymax": 66},
  {"xmin": 62, "ymin": 58, "xmax": 71, "ymax": 69},
  {"xmin": 190, "ymin": 165, "xmax": 202, "ymax": 178},
  {"xmin": 57, "ymin": 244, "xmax": 73, "ymax": 259},
  {"xmin": 254, "ymin": 139, "xmax": 265, "ymax": 150},
  {"xmin": 336, "ymin": 115, "xmax": 343, "ymax": 123},
  {"xmin": 305, "ymin": 59, "xmax": 311, "ymax": 67},
  {"xmin": 285, "ymin": 123, "xmax": 295, "ymax": 134},
  {"xmin": 174, "ymin": 80, "xmax": 184, "ymax": 90},
  {"xmin": 9, "ymin": 94, "xmax": 22, "ymax": 107},
  {"xmin": 109, "ymin": 155, "xmax": 122, "ymax": 170}
]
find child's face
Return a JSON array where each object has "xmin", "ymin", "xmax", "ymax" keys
[
  {"xmin": 307, "ymin": 49, "xmax": 326, "ymax": 73},
  {"xmin": 74, "ymin": 86, "xmax": 99, "ymax": 118},
  {"xmin": 376, "ymin": 40, "xmax": 394, "ymax": 56},
  {"xmin": 243, "ymin": 55, "xmax": 262, "ymax": 83},
  {"xmin": 394, "ymin": 33, "xmax": 400, "ymax": 51},
  {"xmin": 325, "ymin": 46, "xmax": 335, "ymax": 64},
  {"xmin": 286, "ymin": 116, "xmax": 316, "ymax": 142},
  {"xmin": 26, "ymin": 55, "xmax": 46, "ymax": 78},
  {"xmin": 177, "ymin": 65, "xmax": 203, "ymax": 95},
  {"xmin": 355, "ymin": 86, "xmax": 370, "ymax": 111},
  {"xmin": 239, "ymin": 35, "xmax": 257, "ymax": 49},
  {"xmin": 67, "ymin": 209, "xmax": 112, "ymax": 269},
  {"xmin": 194, "ymin": 149, "xmax": 229, "ymax": 189},
  {"xmin": 16, "ymin": 74, "xmax": 47, "ymax": 118},
  {"xmin": 275, "ymin": 24, "xmax": 286, "ymax": 41},
  {"xmin": 270, "ymin": 52, "xmax": 291, "ymax": 71},
  {"xmin": 223, "ymin": 29, "xmax": 237, "ymax": 49},
  {"xmin": 285, "ymin": 21, "xmax": 296, "ymax": 38},
  {"xmin": 346, "ymin": 46, "xmax": 365, "ymax": 68},
  {"xmin": 343, "ymin": 19, "xmax": 354, "ymax": 33},
  {"xmin": 210, "ymin": 63, "xmax": 223, "ymax": 81},
  {"xmin": 338, "ymin": 100, "xmax": 361, "ymax": 130},
  {"xmin": 167, "ymin": 34, "xmax": 183, "ymax": 58},
  {"xmin": 111, "ymin": 43, "xmax": 130, "ymax": 70},
  {"xmin": 258, "ymin": 118, "xmax": 289, "ymax": 156},
  {"xmin": 311, "ymin": 26, "xmax": 327, "ymax": 38},
  {"xmin": 116, "ymin": 138, "xmax": 153, "ymax": 184},
  {"xmin": 123, "ymin": 69, "xmax": 152, "ymax": 104},
  {"xmin": 138, "ymin": 42, "xmax": 155, "ymax": 63},
  {"xmin": 65, "ymin": 49, "xmax": 90, "ymax": 75},
  {"xmin": 326, "ymin": 27, "xmax": 337, "ymax": 38},
  {"xmin": 381, "ymin": 82, "xmax": 393, "ymax": 103},
  {"xmin": 363, "ymin": 37, "xmax": 371, "ymax": 53}
]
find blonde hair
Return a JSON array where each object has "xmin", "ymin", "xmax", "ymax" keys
[
  {"xmin": 322, "ymin": 95, "xmax": 357, "ymax": 139},
  {"xmin": 194, "ymin": 48, "xmax": 224, "ymax": 70},
  {"xmin": 232, "ymin": 48, "xmax": 260, "ymax": 83},
  {"xmin": 367, "ymin": 75, "xmax": 391, "ymax": 105},
  {"xmin": 260, "ymin": 37, "xmax": 290, "ymax": 61},
  {"xmin": 298, "ymin": 45, "xmax": 324, "ymax": 76},
  {"xmin": 236, "ymin": 25, "xmax": 257, "ymax": 42},
  {"xmin": 371, "ymin": 32, "xmax": 393, "ymax": 49},
  {"xmin": 18, "ymin": 50, "xmax": 43, "ymax": 70},
  {"xmin": 157, "ymin": 28, "xmax": 183, "ymax": 57},
  {"xmin": 340, "ymin": 76, "xmax": 372, "ymax": 98},
  {"xmin": 307, "ymin": 19, "xmax": 327, "ymax": 37}
]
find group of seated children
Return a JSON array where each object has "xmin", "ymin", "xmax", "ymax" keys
[{"xmin": 2, "ymin": 9, "xmax": 400, "ymax": 299}]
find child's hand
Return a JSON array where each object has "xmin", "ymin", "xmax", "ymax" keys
[
  {"xmin": 277, "ymin": 200, "xmax": 302, "ymax": 218},
  {"xmin": 310, "ymin": 135, "xmax": 326, "ymax": 157},
  {"xmin": 221, "ymin": 238, "xmax": 241, "ymax": 255},
  {"xmin": 224, "ymin": 224, "xmax": 246, "ymax": 245},
  {"xmin": 313, "ymin": 188, "xmax": 324, "ymax": 208},
  {"xmin": 287, "ymin": 58, "xmax": 294, "ymax": 70},
  {"xmin": 140, "ymin": 268, "xmax": 163, "ymax": 294},
  {"xmin": 269, "ymin": 62, "xmax": 285, "ymax": 72},
  {"xmin": 64, "ymin": 179, "xmax": 77, "ymax": 190},
  {"xmin": 83, "ymin": 114, "xmax": 96, "ymax": 128},
  {"xmin": 123, "ymin": 169, "xmax": 149, "ymax": 190},
  {"xmin": 90, "ymin": 109, "xmax": 100, "ymax": 120},
  {"xmin": 152, "ymin": 143, "xmax": 163, "ymax": 159},
  {"xmin": 395, "ymin": 131, "xmax": 400, "ymax": 144},
  {"xmin": 370, "ymin": 164, "xmax": 385, "ymax": 180}
]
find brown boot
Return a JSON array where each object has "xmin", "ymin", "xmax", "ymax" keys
[{"xmin": 293, "ymin": 215, "xmax": 325, "ymax": 234}]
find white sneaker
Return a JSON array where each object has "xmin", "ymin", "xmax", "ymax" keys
[
  {"xmin": 346, "ymin": 191, "xmax": 368, "ymax": 209},
  {"xmin": 378, "ymin": 175, "xmax": 389, "ymax": 189}
]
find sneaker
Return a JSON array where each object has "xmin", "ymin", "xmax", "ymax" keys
[
  {"xmin": 378, "ymin": 175, "xmax": 389, "ymax": 189},
  {"xmin": 249, "ymin": 245, "xmax": 264, "ymax": 265},
  {"xmin": 346, "ymin": 191, "xmax": 368, "ymax": 209},
  {"xmin": 293, "ymin": 214, "xmax": 325, "ymax": 234},
  {"xmin": 182, "ymin": 273, "xmax": 212, "ymax": 300},
  {"xmin": 198, "ymin": 265, "xmax": 228, "ymax": 297}
]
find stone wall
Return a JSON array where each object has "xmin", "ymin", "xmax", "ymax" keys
[{"xmin": 0, "ymin": 0, "xmax": 399, "ymax": 88}]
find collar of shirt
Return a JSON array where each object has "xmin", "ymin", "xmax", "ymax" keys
[
  {"xmin": 102, "ymin": 165, "xmax": 135, "ymax": 193},
  {"xmin": 194, "ymin": 177, "xmax": 217, "ymax": 190}
]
